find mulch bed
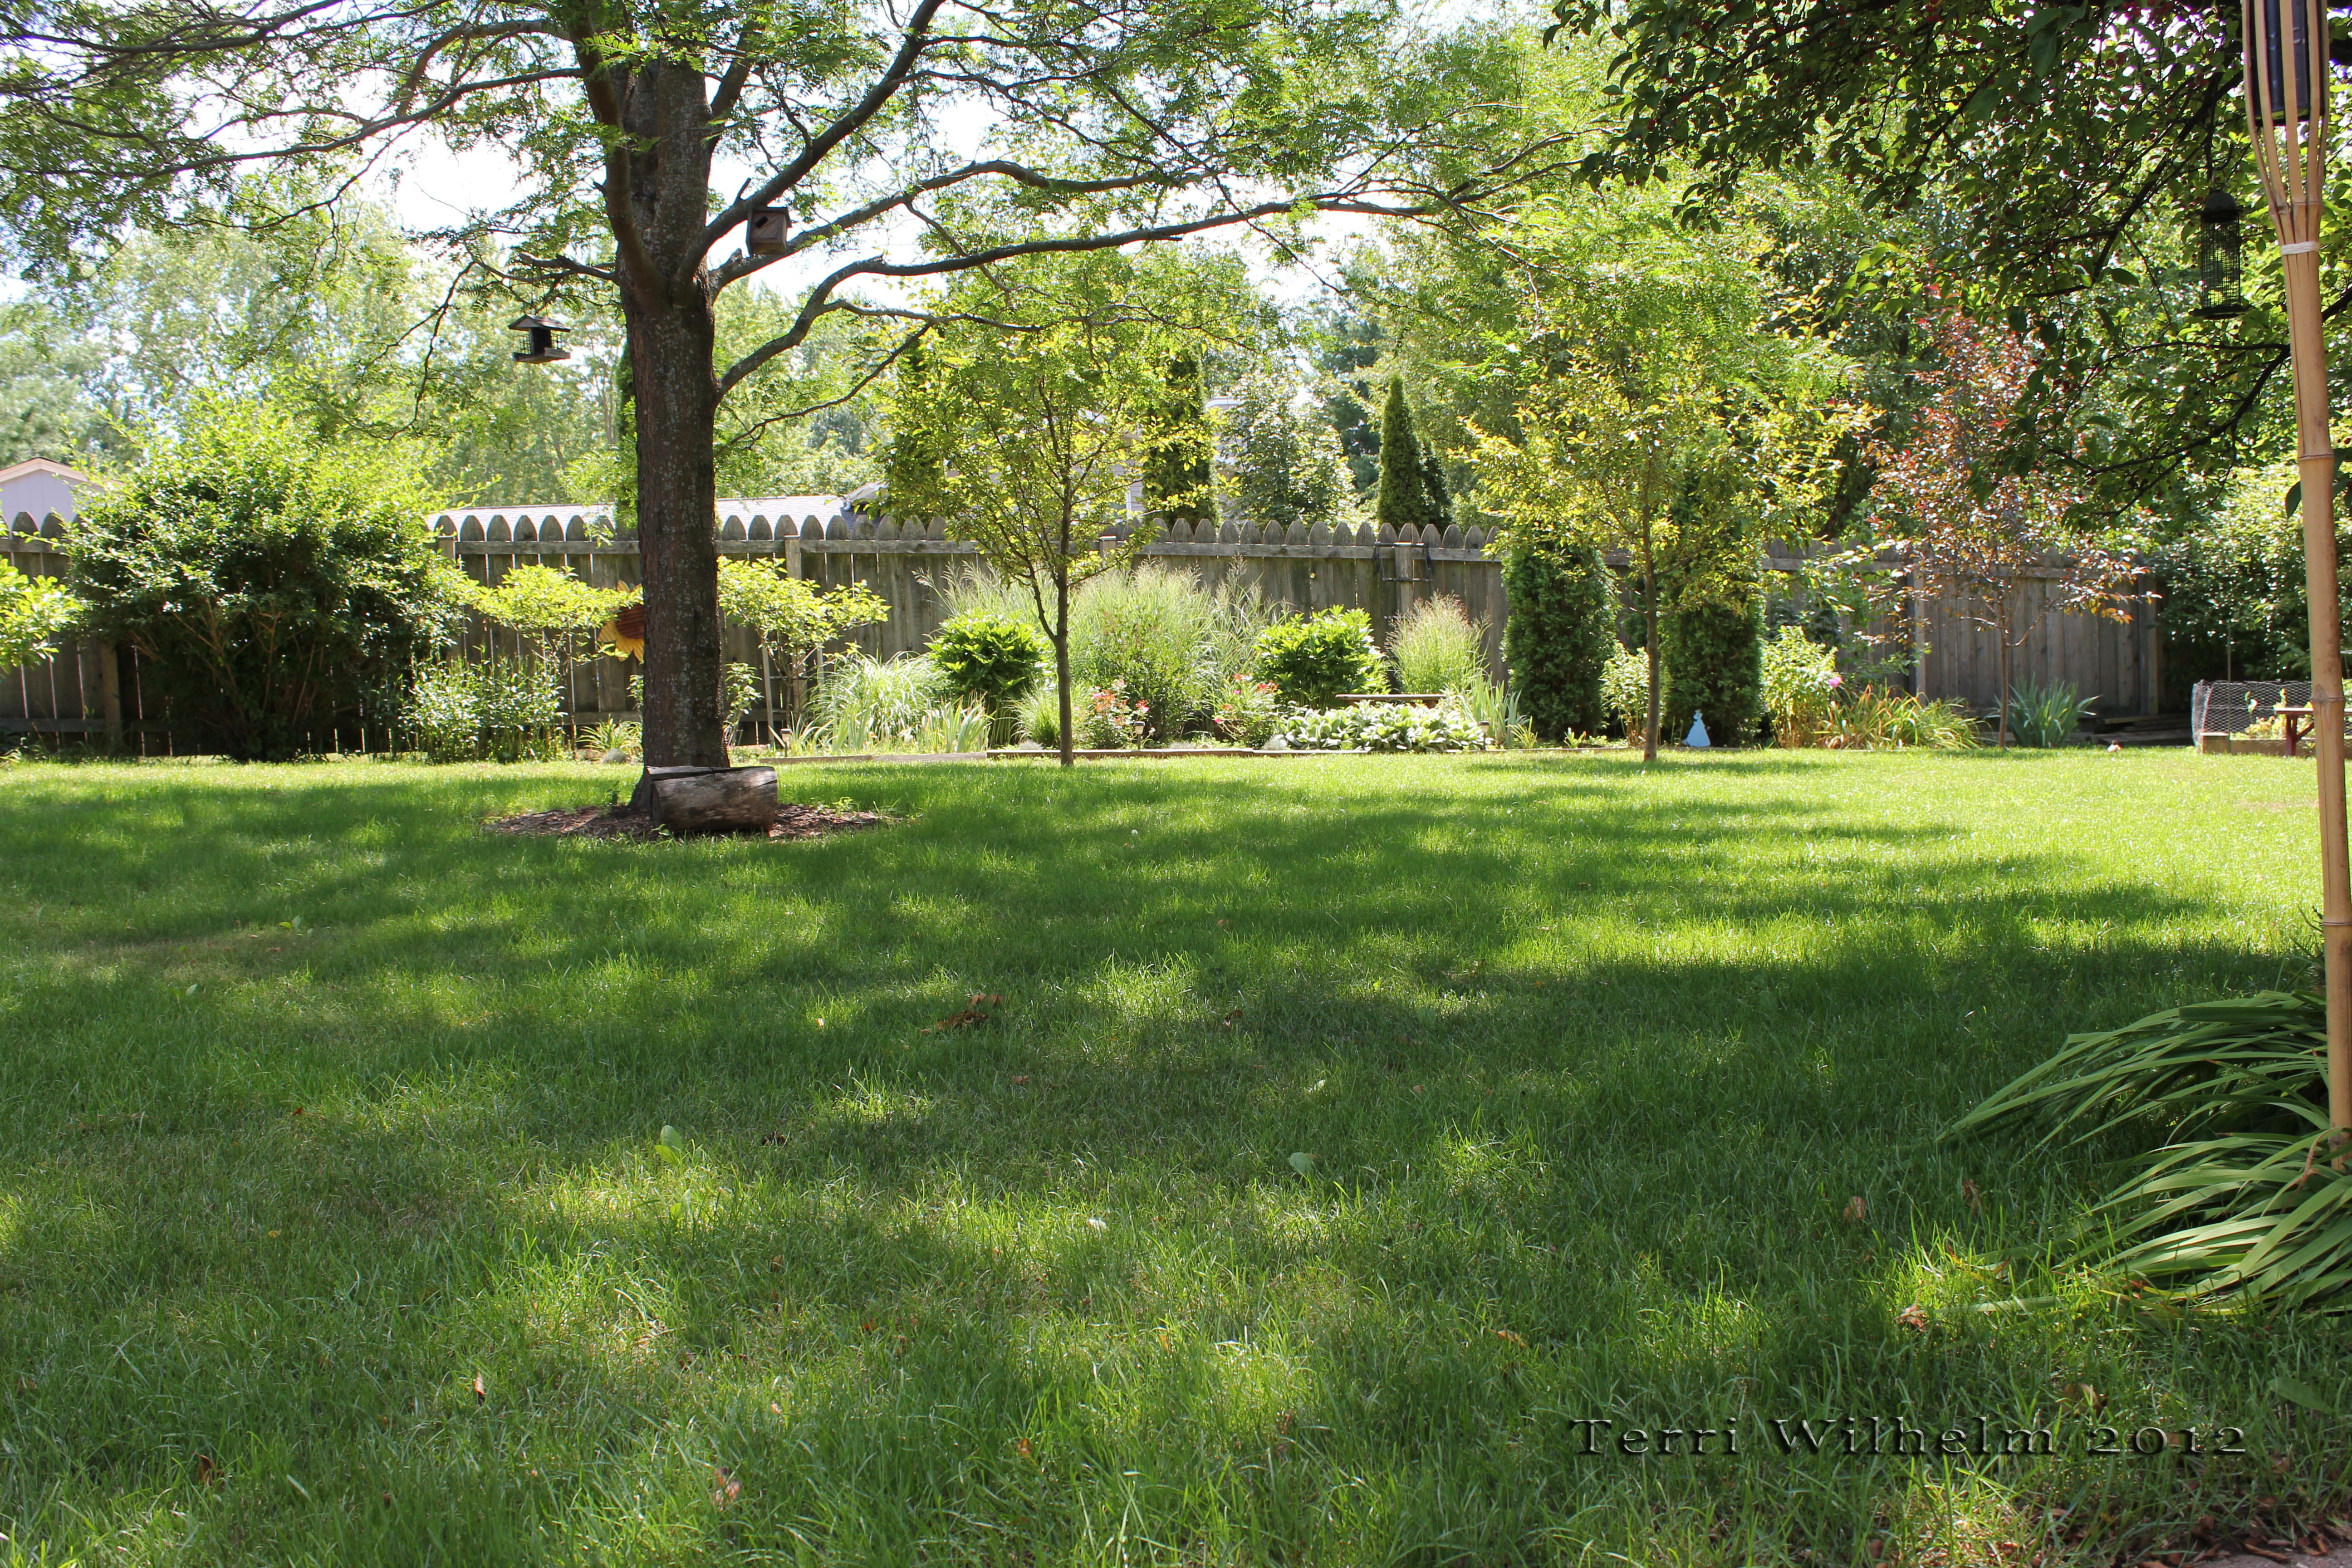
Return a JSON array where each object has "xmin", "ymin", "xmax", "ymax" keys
[{"xmin": 486, "ymin": 803, "xmax": 887, "ymax": 842}]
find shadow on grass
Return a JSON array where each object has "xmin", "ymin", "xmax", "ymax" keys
[{"xmin": 0, "ymin": 756, "xmax": 2334, "ymax": 1564}]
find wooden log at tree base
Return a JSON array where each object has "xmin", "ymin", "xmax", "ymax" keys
[
  {"xmin": 649, "ymin": 765, "xmax": 779, "ymax": 834},
  {"xmin": 630, "ymin": 764, "xmax": 717, "ymax": 813}
]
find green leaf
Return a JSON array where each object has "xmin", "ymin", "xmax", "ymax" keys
[
  {"xmin": 656, "ymin": 1125, "xmax": 684, "ymax": 1166},
  {"xmin": 1288, "ymin": 1151, "xmax": 1317, "ymax": 1176},
  {"xmin": 2273, "ymin": 1375, "xmax": 2338, "ymax": 1414},
  {"xmin": 2285, "ymin": 481, "xmax": 2303, "ymax": 515}
]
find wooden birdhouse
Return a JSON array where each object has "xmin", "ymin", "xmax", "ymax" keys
[{"xmin": 746, "ymin": 207, "xmax": 789, "ymax": 257}]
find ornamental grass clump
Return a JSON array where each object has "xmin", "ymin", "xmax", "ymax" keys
[
  {"xmin": 1950, "ymin": 992, "xmax": 2351, "ymax": 1308},
  {"xmin": 1390, "ymin": 595, "xmax": 1487, "ymax": 695}
]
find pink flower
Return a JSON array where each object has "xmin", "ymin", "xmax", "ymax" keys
[{"xmin": 1828, "ymin": 674, "xmax": 1843, "ymax": 689}]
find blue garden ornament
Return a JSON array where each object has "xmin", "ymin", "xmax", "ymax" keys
[{"xmin": 1686, "ymin": 712, "xmax": 1711, "ymax": 749}]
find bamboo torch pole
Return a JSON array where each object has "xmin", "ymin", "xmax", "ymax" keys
[{"xmin": 2245, "ymin": 0, "xmax": 2352, "ymax": 1142}]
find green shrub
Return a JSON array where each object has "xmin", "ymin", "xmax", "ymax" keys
[
  {"xmin": 1254, "ymin": 608, "xmax": 1384, "ymax": 709},
  {"xmin": 1661, "ymin": 596, "xmax": 1763, "ymax": 747},
  {"xmin": 404, "ymin": 658, "xmax": 563, "ymax": 763},
  {"xmin": 1018, "ymin": 682, "xmax": 1063, "ymax": 748},
  {"xmin": 0, "ymin": 559, "xmax": 79, "ymax": 671},
  {"xmin": 930, "ymin": 610, "xmax": 1048, "ymax": 739},
  {"xmin": 935, "ymin": 564, "xmax": 1275, "ymax": 738},
  {"xmin": 1502, "ymin": 540, "xmax": 1615, "ymax": 740},
  {"xmin": 1389, "ymin": 595, "xmax": 1486, "ymax": 695},
  {"xmin": 1760, "ymin": 625, "xmax": 1842, "ymax": 747},
  {"xmin": 1211, "ymin": 674, "xmax": 1283, "ymax": 747},
  {"xmin": 1601, "ymin": 644, "xmax": 1651, "ymax": 738},
  {"xmin": 68, "ymin": 397, "xmax": 456, "ymax": 760}
]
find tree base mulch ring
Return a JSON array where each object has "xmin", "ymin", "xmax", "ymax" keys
[{"xmin": 487, "ymin": 804, "xmax": 887, "ymax": 842}]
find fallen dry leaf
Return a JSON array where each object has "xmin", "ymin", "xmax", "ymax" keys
[
  {"xmin": 922, "ymin": 994, "xmax": 1004, "ymax": 1033},
  {"xmin": 1495, "ymin": 1328, "xmax": 1527, "ymax": 1346},
  {"xmin": 1844, "ymin": 1196, "xmax": 1868, "ymax": 1224},
  {"xmin": 2059, "ymin": 1381, "xmax": 2106, "ymax": 1413},
  {"xmin": 1896, "ymin": 1303, "xmax": 1930, "ymax": 1333},
  {"xmin": 472, "ymin": 1374, "xmax": 486, "ymax": 1404},
  {"xmin": 1962, "ymin": 1178, "xmax": 1983, "ymax": 1214},
  {"xmin": 711, "ymin": 1466, "xmax": 740, "ymax": 1508},
  {"xmin": 196, "ymin": 1454, "xmax": 219, "ymax": 1487}
]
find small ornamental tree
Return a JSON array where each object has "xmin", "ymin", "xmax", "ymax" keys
[
  {"xmin": 1861, "ymin": 303, "xmax": 2142, "ymax": 747},
  {"xmin": 885, "ymin": 258, "xmax": 1211, "ymax": 767},
  {"xmin": 714, "ymin": 558, "xmax": 887, "ymax": 731},
  {"xmin": 1376, "ymin": 376, "xmax": 1447, "ymax": 535},
  {"xmin": 68, "ymin": 397, "xmax": 458, "ymax": 760}
]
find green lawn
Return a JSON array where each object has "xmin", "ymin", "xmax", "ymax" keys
[{"xmin": 0, "ymin": 749, "xmax": 2346, "ymax": 1566}]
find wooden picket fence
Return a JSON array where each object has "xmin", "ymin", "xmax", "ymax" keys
[{"xmin": 3, "ymin": 501, "xmax": 2162, "ymax": 753}]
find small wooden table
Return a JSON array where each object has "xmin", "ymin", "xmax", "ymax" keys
[{"xmin": 2280, "ymin": 705, "xmax": 2315, "ymax": 754}]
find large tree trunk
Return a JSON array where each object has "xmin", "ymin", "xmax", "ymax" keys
[{"xmin": 620, "ymin": 58, "xmax": 729, "ymax": 769}]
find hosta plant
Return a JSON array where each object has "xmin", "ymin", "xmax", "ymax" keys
[{"xmin": 1283, "ymin": 701, "xmax": 1494, "ymax": 754}]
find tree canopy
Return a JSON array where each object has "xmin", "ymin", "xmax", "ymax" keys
[{"xmin": 0, "ymin": 0, "xmax": 1570, "ymax": 765}]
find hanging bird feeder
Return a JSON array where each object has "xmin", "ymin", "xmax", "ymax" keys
[
  {"xmin": 745, "ymin": 206, "xmax": 789, "ymax": 257},
  {"xmin": 2195, "ymin": 186, "xmax": 2249, "ymax": 319},
  {"xmin": 510, "ymin": 314, "xmax": 572, "ymax": 364}
]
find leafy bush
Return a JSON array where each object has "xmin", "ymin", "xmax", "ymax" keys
[
  {"xmin": 1211, "ymin": 673, "xmax": 1283, "ymax": 747},
  {"xmin": 404, "ymin": 658, "xmax": 563, "ymax": 763},
  {"xmin": 1760, "ymin": 625, "xmax": 1842, "ymax": 747},
  {"xmin": 1254, "ymin": 608, "xmax": 1384, "ymax": 709},
  {"xmin": 1950, "ymin": 991, "xmax": 2342, "ymax": 1307},
  {"xmin": 1661, "ymin": 595, "xmax": 1763, "ymax": 747},
  {"xmin": 1601, "ymin": 644, "xmax": 1651, "ymax": 738},
  {"xmin": 1283, "ymin": 701, "xmax": 1494, "ymax": 753},
  {"xmin": 0, "ymin": 559, "xmax": 79, "ymax": 671},
  {"xmin": 930, "ymin": 610, "xmax": 1048, "ymax": 735},
  {"xmin": 580, "ymin": 718, "xmax": 642, "ymax": 760},
  {"xmin": 69, "ymin": 397, "xmax": 457, "ymax": 760},
  {"xmin": 1389, "ymin": 595, "xmax": 1486, "ymax": 695},
  {"xmin": 1502, "ymin": 540, "xmax": 1615, "ymax": 740},
  {"xmin": 721, "ymin": 662, "xmax": 761, "ymax": 738},
  {"xmin": 935, "ymin": 564, "xmax": 1275, "ymax": 738},
  {"xmin": 2009, "ymin": 679, "xmax": 2093, "ymax": 748}
]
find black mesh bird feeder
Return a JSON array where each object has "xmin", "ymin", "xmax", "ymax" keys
[{"xmin": 2195, "ymin": 186, "xmax": 2250, "ymax": 319}]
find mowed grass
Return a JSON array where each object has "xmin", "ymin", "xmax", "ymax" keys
[{"xmin": 0, "ymin": 748, "xmax": 2347, "ymax": 1566}]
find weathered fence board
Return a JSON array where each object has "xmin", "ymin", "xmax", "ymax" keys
[{"xmin": 4, "ymin": 502, "xmax": 2163, "ymax": 750}]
